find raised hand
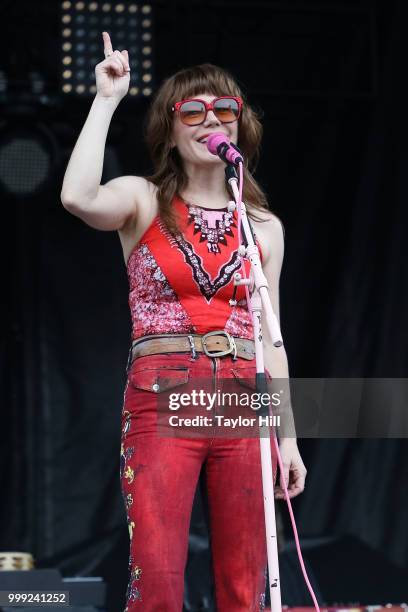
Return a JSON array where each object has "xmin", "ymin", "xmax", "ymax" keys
[{"xmin": 94, "ymin": 31, "xmax": 130, "ymax": 102}]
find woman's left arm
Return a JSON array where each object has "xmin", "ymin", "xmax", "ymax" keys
[{"xmin": 258, "ymin": 214, "xmax": 307, "ymax": 499}]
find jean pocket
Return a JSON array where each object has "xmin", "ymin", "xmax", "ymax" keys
[
  {"xmin": 129, "ymin": 365, "xmax": 190, "ymax": 393},
  {"xmin": 230, "ymin": 366, "xmax": 272, "ymax": 390}
]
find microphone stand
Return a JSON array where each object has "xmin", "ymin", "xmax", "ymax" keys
[{"xmin": 226, "ymin": 164, "xmax": 283, "ymax": 612}]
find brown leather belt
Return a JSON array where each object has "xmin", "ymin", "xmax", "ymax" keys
[{"xmin": 127, "ymin": 331, "xmax": 255, "ymax": 370}]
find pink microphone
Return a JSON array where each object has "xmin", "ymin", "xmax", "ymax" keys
[{"xmin": 206, "ymin": 132, "xmax": 243, "ymax": 166}]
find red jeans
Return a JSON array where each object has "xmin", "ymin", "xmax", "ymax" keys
[{"xmin": 120, "ymin": 350, "xmax": 278, "ymax": 612}]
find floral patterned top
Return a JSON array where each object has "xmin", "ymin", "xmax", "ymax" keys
[{"xmin": 126, "ymin": 194, "xmax": 263, "ymax": 341}]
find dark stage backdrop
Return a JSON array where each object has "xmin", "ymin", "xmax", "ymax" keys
[{"xmin": 1, "ymin": 0, "xmax": 408, "ymax": 609}]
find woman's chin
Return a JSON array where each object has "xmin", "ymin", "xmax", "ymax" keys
[{"xmin": 196, "ymin": 150, "xmax": 223, "ymax": 165}]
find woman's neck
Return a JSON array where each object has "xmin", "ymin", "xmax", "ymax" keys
[{"xmin": 181, "ymin": 162, "xmax": 231, "ymax": 208}]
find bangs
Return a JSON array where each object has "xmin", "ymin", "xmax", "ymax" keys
[{"xmin": 167, "ymin": 64, "xmax": 241, "ymax": 109}]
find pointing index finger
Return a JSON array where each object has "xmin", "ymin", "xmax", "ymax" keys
[{"xmin": 102, "ymin": 31, "xmax": 113, "ymax": 57}]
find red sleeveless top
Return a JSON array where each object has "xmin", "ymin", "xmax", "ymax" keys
[{"xmin": 126, "ymin": 194, "xmax": 263, "ymax": 341}]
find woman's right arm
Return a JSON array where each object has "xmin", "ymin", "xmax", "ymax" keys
[{"xmin": 60, "ymin": 32, "xmax": 149, "ymax": 231}]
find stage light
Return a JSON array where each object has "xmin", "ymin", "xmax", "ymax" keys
[
  {"xmin": 60, "ymin": 0, "xmax": 154, "ymax": 98},
  {"xmin": 0, "ymin": 124, "xmax": 58, "ymax": 198}
]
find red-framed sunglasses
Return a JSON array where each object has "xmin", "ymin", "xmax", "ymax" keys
[{"xmin": 171, "ymin": 96, "xmax": 243, "ymax": 126}]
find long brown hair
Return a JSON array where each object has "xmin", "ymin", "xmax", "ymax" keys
[{"xmin": 144, "ymin": 63, "xmax": 270, "ymax": 235}]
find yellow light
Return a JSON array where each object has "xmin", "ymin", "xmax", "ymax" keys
[
  {"xmin": 75, "ymin": 1, "xmax": 85, "ymax": 8},
  {"xmin": 129, "ymin": 4, "xmax": 138, "ymax": 12},
  {"xmin": 89, "ymin": 2, "xmax": 98, "ymax": 10},
  {"xmin": 62, "ymin": 14, "xmax": 71, "ymax": 23},
  {"xmin": 62, "ymin": 1, "xmax": 71, "ymax": 9},
  {"xmin": 142, "ymin": 19, "xmax": 151, "ymax": 27},
  {"xmin": 115, "ymin": 3, "xmax": 125, "ymax": 11},
  {"xmin": 142, "ymin": 87, "xmax": 152, "ymax": 96},
  {"xmin": 63, "ymin": 69, "xmax": 72, "ymax": 78},
  {"xmin": 62, "ymin": 83, "xmax": 72, "ymax": 93},
  {"xmin": 142, "ymin": 60, "xmax": 152, "ymax": 69},
  {"xmin": 142, "ymin": 5, "xmax": 151, "ymax": 14},
  {"xmin": 102, "ymin": 3, "xmax": 111, "ymax": 11},
  {"xmin": 62, "ymin": 28, "xmax": 72, "ymax": 36},
  {"xmin": 90, "ymin": 85, "xmax": 97, "ymax": 93},
  {"xmin": 142, "ymin": 33, "xmax": 151, "ymax": 41},
  {"xmin": 142, "ymin": 74, "xmax": 152, "ymax": 82},
  {"xmin": 76, "ymin": 84, "xmax": 86, "ymax": 93},
  {"xmin": 62, "ymin": 42, "xmax": 72, "ymax": 51},
  {"xmin": 63, "ymin": 56, "xmax": 72, "ymax": 65},
  {"xmin": 129, "ymin": 86, "xmax": 139, "ymax": 95},
  {"xmin": 142, "ymin": 46, "xmax": 152, "ymax": 55}
]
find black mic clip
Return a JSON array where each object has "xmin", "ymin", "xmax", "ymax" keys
[
  {"xmin": 225, "ymin": 165, "xmax": 239, "ymax": 183},
  {"xmin": 216, "ymin": 141, "xmax": 244, "ymax": 165}
]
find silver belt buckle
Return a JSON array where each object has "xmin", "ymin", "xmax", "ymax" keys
[{"xmin": 201, "ymin": 331, "xmax": 237, "ymax": 358}]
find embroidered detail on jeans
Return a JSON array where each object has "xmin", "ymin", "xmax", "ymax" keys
[
  {"xmin": 126, "ymin": 447, "xmax": 135, "ymax": 459},
  {"xmin": 127, "ymin": 517, "xmax": 135, "ymax": 540},
  {"xmin": 126, "ymin": 579, "xmax": 142, "ymax": 603},
  {"xmin": 131, "ymin": 566, "xmax": 142, "ymax": 580},
  {"xmin": 122, "ymin": 412, "xmax": 131, "ymax": 436},
  {"xmin": 126, "ymin": 563, "xmax": 143, "ymax": 605},
  {"xmin": 126, "ymin": 493, "xmax": 133, "ymax": 509},
  {"xmin": 124, "ymin": 465, "xmax": 134, "ymax": 484},
  {"xmin": 120, "ymin": 445, "xmax": 135, "ymax": 478}
]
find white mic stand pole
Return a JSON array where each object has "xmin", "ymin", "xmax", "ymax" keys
[{"xmin": 226, "ymin": 164, "xmax": 283, "ymax": 612}]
